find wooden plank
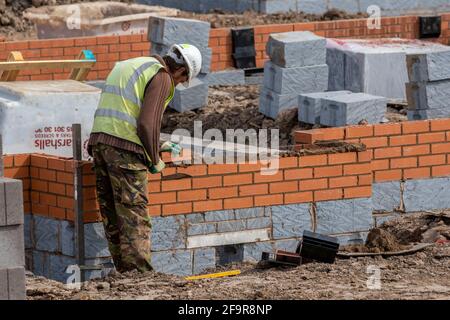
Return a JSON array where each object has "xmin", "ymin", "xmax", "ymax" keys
[
  {"xmin": 0, "ymin": 51, "xmax": 24, "ymax": 81},
  {"xmin": 70, "ymin": 50, "xmax": 96, "ymax": 81},
  {"xmin": 337, "ymin": 243, "xmax": 433, "ymax": 258},
  {"xmin": 0, "ymin": 60, "xmax": 95, "ymax": 71}
]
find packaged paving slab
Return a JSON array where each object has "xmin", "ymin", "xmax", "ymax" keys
[
  {"xmin": 326, "ymin": 38, "xmax": 450, "ymax": 102},
  {"xmin": 0, "ymin": 80, "xmax": 101, "ymax": 159}
]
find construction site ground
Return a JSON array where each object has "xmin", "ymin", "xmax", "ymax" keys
[
  {"xmin": 0, "ymin": 0, "xmax": 367, "ymax": 40},
  {"xmin": 25, "ymin": 211, "xmax": 450, "ymax": 300}
]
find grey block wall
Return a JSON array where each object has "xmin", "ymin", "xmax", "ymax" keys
[
  {"xmin": 403, "ymin": 177, "xmax": 450, "ymax": 212},
  {"xmin": 0, "ymin": 177, "xmax": 26, "ymax": 300}
]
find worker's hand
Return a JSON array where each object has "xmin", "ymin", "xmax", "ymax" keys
[
  {"xmin": 161, "ymin": 141, "xmax": 182, "ymax": 156},
  {"xmin": 149, "ymin": 159, "xmax": 165, "ymax": 174}
]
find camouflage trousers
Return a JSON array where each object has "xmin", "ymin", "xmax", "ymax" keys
[{"xmin": 91, "ymin": 143, "xmax": 152, "ymax": 273}]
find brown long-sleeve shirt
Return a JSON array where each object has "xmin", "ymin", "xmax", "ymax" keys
[{"xmin": 88, "ymin": 55, "xmax": 173, "ymax": 166}]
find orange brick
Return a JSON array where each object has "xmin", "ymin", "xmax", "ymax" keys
[
  {"xmin": 344, "ymin": 163, "xmax": 371, "ymax": 175},
  {"xmin": 390, "ymin": 134, "xmax": 417, "ymax": 146},
  {"xmin": 284, "ymin": 191, "xmax": 313, "ymax": 204},
  {"xmin": 177, "ymin": 165, "xmax": 207, "ymax": 177},
  {"xmin": 32, "ymin": 203, "xmax": 49, "ymax": 216},
  {"xmin": 254, "ymin": 24, "xmax": 294, "ymax": 34},
  {"xmin": 390, "ymin": 157, "xmax": 417, "ymax": 169},
  {"xmin": 178, "ymin": 189, "xmax": 207, "ymax": 202},
  {"xmin": 320, "ymin": 128, "xmax": 345, "ymax": 140},
  {"xmin": 57, "ymin": 196, "xmax": 73, "ymax": 210},
  {"xmin": 328, "ymin": 152, "xmax": 357, "ymax": 164},
  {"xmin": 57, "ymin": 171, "xmax": 73, "ymax": 184},
  {"xmin": 374, "ymin": 169, "xmax": 402, "ymax": 182},
  {"xmin": 419, "ymin": 154, "xmax": 446, "ymax": 167},
  {"xmin": 278, "ymin": 157, "xmax": 299, "ymax": 169},
  {"xmin": 14, "ymin": 154, "xmax": 30, "ymax": 167},
  {"xmin": 269, "ymin": 181, "xmax": 298, "ymax": 193},
  {"xmin": 83, "ymin": 199, "xmax": 99, "ymax": 212},
  {"xmin": 255, "ymin": 194, "xmax": 283, "ymax": 206},
  {"xmin": 360, "ymin": 136, "xmax": 388, "ymax": 148},
  {"xmin": 4, "ymin": 167, "xmax": 29, "ymax": 179},
  {"xmin": 97, "ymin": 35, "xmax": 119, "ymax": 44},
  {"xmin": 403, "ymin": 167, "xmax": 430, "ymax": 179},
  {"xmin": 161, "ymin": 179, "xmax": 191, "ymax": 192},
  {"xmin": 148, "ymin": 205, "xmax": 161, "ymax": 216},
  {"xmin": 284, "ymin": 168, "xmax": 313, "ymax": 180},
  {"xmin": 402, "ymin": 144, "xmax": 430, "ymax": 156},
  {"xmin": 119, "ymin": 34, "xmax": 143, "ymax": 43},
  {"xmin": 431, "ymin": 142, "xmax": 450, "ymax": 154},
  {"xmin": 162, "ymin": 202, "xmax": 192, "ymax": 215},
  {"xmin": 39, "ymin": 168, "xmax": 56, "ymax": 181},
  {"xmin": 194, "ymin": 200, "xmax": 223, "ymax": 212},
  {"xmin": 374, "ymin": 123, "xmax": 402, "ymax": 136},
  {"xmin": 314, "ymin": 189, "xmax": 343, "ymax": 201},
  {"xmin": 3, "ymin": 156, "xmax": 13, "ymax": 168},
  {"xmin": 358, "ymin": 150, "xmax": 373, "ymax": 162},
  {"xmin": 208, "ymin": 186, "xmax": 238, "ymax": 199},
  {"xmin": 299, "ymin": 178, "xmax": 328, "ymax": 191},
  {"xmin": 358, "ymin": 174, "xmax": 373, "ymax": 186},
  {"xmin": 208, "ymin": 164, "xmax": 238, "ymax": 175},
  {"xmin": 239, "ymin": 184, "xmax": 268, "ymax": 196},
  {"xmin": 253, "ymin": 170, "xmax": 283, "ymax": 183},
  {"xmin": 371, "ymin": 159, "xmax": 391, "ymax": 170},
  {"xmin": 314, "ymin": 165, "xmax": 342, "ymax": 178},
  {"xmin": 430, "ymin": 118, "xmax": 450, "ymax": 131},
  {"xmin": 223, "ymin": 173, "xmax": 253, "ymax": 186},
  {"xmin": 31, "ymin": 179, "xmax": 48, "ymax": 192},
  {"xmin": 299, "ymin": 154, "xmax": 327, "ymax": 167},
  {"xmin": 149, "ymin": 192, "xmax": 176, "ymax": 205},
  {"xmin": 31, "ymin": 155, "xmax": 48, "ymax": 168},
  {"xmin": 294, "ymin": 130, "xmax": 324, "ymax": 144},
  {"xmin": 148, "ymin": 181, "xmax": 161, "ymax": 193},
  {"xmin": 224, "ymin": 197, "xmax": 254, "ymax": 209},
  {"xmin": 192, "ymin": 176, "xmax": 222, "ymax": 189},
  {"xmin": 47, "ymin": 158, "xmax": 66, "ymax": 171},
  {"xmin": 345, "ymin": 125, "xmax": 374, "ymax": 138},
  {"xmin": 432, "ymin": 165, "xmax": 450, "ymax": 177},
  {"xmin": 344, "ymin": 186, "xmax": 372, "ymax": 199},
  {"xmin": 238, "ymin": 161, "xmax": 269, "ymax": 173},
  {"xmin": 402, "ymin": 120, "xmax": 430, "ymax": 134},
  {"xmin": 374, "ymin": 147, "xmax": 402, "ymax": 159},
  {"xmin": 31, "ymin": 191, "xmax": 39, "ymax": 203},
  {"xmin": 40, "ymin": 193, "xmax": 57, "ymax": 207},
  {"xmin": 418, "ymin": 132, "xmax": 446, "ymax": 144},
  {"xmin": 82, "ymin": 174, "xmax": 96, "ymax": 186},
  {"xmin": 294, "ymin": 22, "xmax": 316, "ymax": 31},
  {"xmin": 329, "ymin": 176, "xmax": 358, "ymax": 188}
]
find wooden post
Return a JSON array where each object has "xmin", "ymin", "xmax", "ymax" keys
[
  {"xmin": 0, "ymin": 51, "xmax": 24, "ymax": 81},
  {"xmin": 72, "ymin": 123, "xmax": 85, "ymax": 283}
]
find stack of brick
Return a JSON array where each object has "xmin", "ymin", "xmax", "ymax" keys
[
  {"xmin": 299, "ymin": 91, "xmax": 388, "ymax": 127},
  {"xmin": 259, "ymin": 31, "xmax": 329, "ymax": 119},
  {"xmin": 0, "ymin": 176, "xmax": 26, "ymax": 300},
  {"xmin": 406, "ymin": 50, "xmax": 450, "ymax": 120},
  {"xmin": 148, "ymin": 16, "xmax": 211, "ymax": 112}
]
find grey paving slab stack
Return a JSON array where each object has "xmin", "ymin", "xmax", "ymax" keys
[
  {"xmin": 320, "ymin": 92, "xmax": 387, "ymax": 127},
  {"xmin": 298, "ymin": 90, "xmax": 352, "ymax": 124},
  {"xmin": 148, "ymin": 16, "xmax": 211, "ymax": 111},
  {"xmin": 406, "ymin": 49, "xmax": 450, "ymax": 120},
  {"xmin": 0, "ymin": 177, "xmax": 26, "ymax": 300},
  {"xmin": 259, "ymin": 31, "xmax": 328, "ymax": 119}
]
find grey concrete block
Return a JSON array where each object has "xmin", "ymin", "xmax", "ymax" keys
[
  {"xmin": 259, "ymin": 86, "xmax": 299, "ymax": 119},
  {"xmin": 186, "ymin": 213, "xmax": 204, "ymax": 224},
  {"xmin": 34, "ymin": 216, "xmax": 59, "ymax": 253},
  {"xmin": 187, "ymin": 222, "xmax": 216, "ymax": 236},
  {"xmin": 32, "ymin": 250, "xmax": 49, "ymax": 278},
  {"xmin": 234, "ymin": 207, "xmax": 265, "ymax": 219},
  {"xmin": 272, "ymin": 203, "xmax": 311, "ymax": 239},
  {"xmin": 215, "ymin": 244, "xmax": 244, "ymax": 265},
  {"xmin": 201, "ymin": 69, "xmax": 246, "ymax": 86},
  {"xmin": 406, "ymin": 80, "xmax": 450, "ymax": 110},
  {"xmin": 245, "ymin": 74, "xmax": 264, "ymax": 85},
  {"xmin": 60, "ymin": 221, "xmax": 74, "ymax": 257},
  {"xmin": 148, "ymin": 16, "xmax": 210, "ymax": 49},
  {"xmin": 404, "ymin": 177, "xmax": 450, "ymax": 212},
  {"xmin": 200, "ymin": 47, "xmax": 212, "ymax": 74},
  {"xmin": 169, "ymin": 78, "xmax": 209, "ymax": 112},
  {"xmin": 49, "ymin": 254, "xmax": 76, "ymax": 283},
  {"xmin": 316, "ymin": 198, "xmax": 374, "ymax": 234},
  {"xmin": 246, "ymin": 217, "xmax": 271, "ymax": 230},
  {"xmin": 217, "ymin": 220, "xmax": 246, "ymax": 233},
  {"xmin": 406, "ymin": 50, "xmax": 450, "ymax": 82},
  {"xmin": 151, "ymin": 249, "xmax": 192, "ymax": 276},
  {"xmin": 274, "ymin": 238, "xmax": 300, "ymax": 252},
  {"xmin": 193, "ymin": 248, "xmax": 215, "ymax": 274},
  {"xmin": 327, "ymin": 47, "xmax": 346, "ymax": 91},
  {"xmin": 407, "ymin": 108, "xmax": 450, "ymax": 120},
  {"xmin": 151, "ymin": 216, "xmax": 186, "ymax": 251},
  {"xmin": 150, "ymin": 42, "xmax": 170, "ymax": 56},
  {"xmin": 0, "ymin": 268, "xmax": 7, "ymax": 300},
  {"xmin": 320, "ymin": 93, "xmax": 387, "ymax": 126},
  {"xmin": 0, "ymin": 177, "xmax": 24, "ymax": 226},
  {"xmin": 372, "ymin": 181, "xmax": 402, "ymax": 212},
  {"xmin": 84, "ymin": 257, "xmax": 115, "ymax": 281},
  {"xmin": 7, "ymin": 267, "xmax": 26, "ymax": 300},
  {"xmin": 298, "ymin": 90, "xmax": 351, "ymax": 124},
  {"xmin": 24, "ymin": 214, "xmax": 32, "ymax": 249},
  {"xmin": 264, "ymin": 207, "xmax": 271, "ymax": 217},
  {"xmin": 84, "ymin": 223, "xmax": 110, "ymax": 258},
  {"xmin": 243, "ymin": 241, "xmax": 274, "ymax": 262},
  {"xmin": 0, "ymin": 225, "xmax": 25, "ymax": 268},
  {"xmin": 266, "ymin": 31, "xmax": 326, "ymax": 68},
  {"xmin": 204, "ymin": 210, "xmax": 235, "ymax": 222},
  {"xmin": 263, "ymin": 61, "xmax": 329, "ymax": 95}
]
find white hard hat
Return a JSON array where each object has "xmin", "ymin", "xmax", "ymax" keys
[{"xmin": 169, "ymin": 43, "xmax": 202, "ymax": 87}]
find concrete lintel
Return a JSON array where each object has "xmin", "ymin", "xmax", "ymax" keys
[{"xmin": 187, "ymin": 228, "xmax": 270, "ymax": 249}]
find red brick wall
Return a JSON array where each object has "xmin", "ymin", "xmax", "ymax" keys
[{"xmin": 2, "ymin": 14, "xmax": 450, "ymax": 80}]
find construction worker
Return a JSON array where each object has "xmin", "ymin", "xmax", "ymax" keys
[{"xmin": 88, "ymin": 44, "xmax": 202, "ymax": 273}]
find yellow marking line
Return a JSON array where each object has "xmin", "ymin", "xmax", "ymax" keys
[{"xmin": 185, "ymin": 270, "xmax": 241, "ymax": 280}]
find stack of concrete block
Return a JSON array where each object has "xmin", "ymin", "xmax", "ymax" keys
[
  {"xmin": 148, "ymin": 16, "xmax": 211, "ymax": 112},
  {"xmin": 298, "ymin": 90, "xmax": 352, "ymax": 124},
  {"xmin": 406, "ymin": 50, "xmax": 450, "ymax": 120},
  {"xmin": 0, "ymin": 177, "xmax": 26, "ymax": 300},
  {"xmin": 319, "ymin": 92, "xmax": 387, "ymax": 127},
  {"xmin": 259, "ymin": 31, "xmax": 329, "ymax": 119}
]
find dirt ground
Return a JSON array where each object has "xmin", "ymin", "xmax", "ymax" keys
[
  {"xmin": 26, "ymin": 211, "xmax": 450, "ymax": 300},
  {"xmin": 0, "ymin": 0, "xmax": 367, "ymax": 40},
  {"xmin": 161, "ymin": 84, "xmax": 407, "ymax": 149}
]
